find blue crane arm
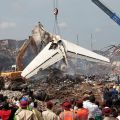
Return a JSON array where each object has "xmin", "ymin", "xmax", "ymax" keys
[{"xmin": 91, "ymin": 0, "xmax": 120, "ymax": 26}]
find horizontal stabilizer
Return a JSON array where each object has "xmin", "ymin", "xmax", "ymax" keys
[{"xmin": 63, "ymin": 40, "xmax": 110, "ymax": 63}]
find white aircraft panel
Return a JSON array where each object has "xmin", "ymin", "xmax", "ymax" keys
[{"xmin": 63, "ymin": 39, "xmax": 110, "ymax": 63}]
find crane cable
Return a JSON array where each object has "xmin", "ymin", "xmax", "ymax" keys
[{"xmin": 53, "ymin": 0, "xmax": 61, "ymax": 35}]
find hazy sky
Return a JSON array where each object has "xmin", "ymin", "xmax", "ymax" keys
[{"xmin": 0, "ymin": 0, "xmax": 120, "ymax": 50}]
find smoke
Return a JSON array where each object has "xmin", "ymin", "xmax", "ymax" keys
[{"xmin": 29, "ymin": 56, "xmax": 111, "ymax": 81}]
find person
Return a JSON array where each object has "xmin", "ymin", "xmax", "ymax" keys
[
  {"xmin": 14, "ymin": 99, "xmax": 36, "ymax": 120},
  {"xmin": 117, "ymin": 108, "xmax": 120, "ymax": 120},
  {"xmin": 42, "ymin": 101, "xmax": 58, "ymax": 120},
  {"xmin": 59, "ymin": 101, "xmax": 77, "ymax": 120},
  {"xmin": 56, "ymin": 108, "xmax": 62, "ymax": 120},
  {"xmin": 0, "ymin": 101, "xmax": 15, "ymax": 120},
  {"xmin": 82, "ymin": 94, "xmax": 90, "ymax": 108},
  {"xmin": 32, "ymin": 101, "xmax": 43, "ymax": 120},
  {"xmin": 12, "ymin": 97, "xmax": 20, "ymax": 107},
  {"xmin": 70, "ymin": 98, "xmax": 76, "ymax": 110},
  {"xmin": 75, "ymin": 100, "xmax": 89, "ymax": 120},
  {"xmin": 102, "ymin": 107, "xmax": 117, "ymax": 120},
  {"xmin": 94, "ymin": 101, "xmax": 102, "ymax": 120},
  {"xmin": 103, "ymin": 87, "xmax": 111, "ymax": 102},
  {"xmin": 116, "ymin": 85, "xmax": 120, "ymax": 93},
  {"xmin": 83, "ymin": 95, "xmax": 99, "ymax": 119},
  {"xmin": 110, "ymin": 86, "xmax": 118, "ymax": 99}
]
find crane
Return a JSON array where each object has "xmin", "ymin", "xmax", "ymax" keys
[{"xmin": 91, "ymin": 0, "xmax": 120, "ymax": 26}]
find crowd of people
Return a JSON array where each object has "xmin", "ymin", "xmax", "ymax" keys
[{"xmin": 0, "ymin": 83, "xmax": 120, "ymax": 120}]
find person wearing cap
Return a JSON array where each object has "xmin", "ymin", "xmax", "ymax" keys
[
  {"xmin": 75, "ymin": 100, "xmax": 89, "ymax": 120},
  {"xmin": 59, "ymin": 101, "xmax": 77, "ymax": 120},
  {"xmin": 102, "ymin": 107, "xmax": 112, "ymax": 120},
  {"xmin": 102, "ymin": 107, "xmax": 119, "ymax": 120},
  {"xmin": 42, "ymin": 101, "xmax": 58, "ymax": 120},
  {"xmin": 14, "ymin": 99, "xmax": 36, "ymax": 120}
]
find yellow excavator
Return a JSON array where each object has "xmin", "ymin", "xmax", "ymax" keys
[
  {"xmin": 0, "ymin": 22, "xmax": 54, "ymax": 90},
  {"xmin": 0, "ymin": 37, "xmax": 38, "ymax": 90}
]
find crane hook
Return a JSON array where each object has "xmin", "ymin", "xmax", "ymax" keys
[{"xmin": 54, "ymin": 8, "xmax": 58, "ymax": 16}]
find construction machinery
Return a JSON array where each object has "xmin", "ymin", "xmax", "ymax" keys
[
  {"xmin": 0, "ymin": 65, "xmax": 24, "ymax": 90},
  {"xmin": 91, "ymin": 0, "xmax": 120, "ymax": 26},
  {"xmin": 0, "ymin": 25, "xmax": 39, "ymax": 90},
  {"xmin": 0, "ymin": 22, "xmax": 59, "ymax": 90}
]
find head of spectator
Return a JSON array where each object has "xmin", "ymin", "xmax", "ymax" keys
[
  {"xmin": 70, "ymin": 98, "xmax": 75, "ymax": 105},
  {"xmin": 34, "ymin": 101, "xmax": 38, "ymax": 108},
  {"xmin": 76, "ymin": 100, "xmax": 83, "ymax": 108},
  {"xmin": 95, "ymin": 101, "xmax": 100, "ymax": 107},
  {"xmin": 89, "ymin": 95, "xmax": 96, "ymax": 103},
  {"xmin": 14, "ymin": 97, "xmax": 18, "ymax": 102},
  {"xmin": 0, "ymin": 94, "xmax": 3, "ymax": 102},
  {"xmin": 2, "ymin": 101, "xmax": 9, "ymax": 110},
  {"xmin": 82, "ymin": 94, "xmax": 90, "ymax": 101},
  {"xmin": 3, "ymin": 96, "xmax": 8, "ymax": 102},
  {"xmin": 112, "ymin": 111, "xmax": 118, "ymax": 118},
  {"xmin": 111, "ymin": 108, "xmax": 118, "ymax": 118},
  {"xmin": 61, "ymin": 101, "xmax": 71, "ymax": 111},
  {"xmin": 102, "ymin": 107, "xmax": 111, "ymax": 116},
  {"xmin": 70, "ymin": 98, "xmax": 76, "ymax": 109},
  {"xmin": 56, "ymin": 108, "xmax": 62, "ymax": 116},
  {"xmin": 46, "ymin": 101, "xmax": 53, "ymax": 110},
  {"xmin": 20, "ymin": 100, "xmax": 28, "ymax": 109},
  {"xmin": 88, "ymin": 91, "xmax": 93, "ymax": 95}
]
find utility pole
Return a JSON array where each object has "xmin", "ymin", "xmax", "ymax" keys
[
  {"xmin": 76, "ymin": 34, "xmax": 79, "ymax": 74},
  {"xmin": 91, "ymin": 33, "xmax": 93, "ymax": 51},
  {"xmin": 77, "ymin": 34, "xmax": 79, "ymax": 45}
]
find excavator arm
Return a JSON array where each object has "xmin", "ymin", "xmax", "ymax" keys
[{"xmin": 16, "ymin": 36, "xmax": 38, "ymax": 71}]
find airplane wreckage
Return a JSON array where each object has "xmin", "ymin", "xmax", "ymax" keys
[{"xmin": 21, "ymin": 22, "xmax": 110, "ymax": 79}]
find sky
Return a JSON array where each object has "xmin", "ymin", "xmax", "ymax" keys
[{"xmin": 0, "ymin": 0, "xmax": 120, "ymax": 50}]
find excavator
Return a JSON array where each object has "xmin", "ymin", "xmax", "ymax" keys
[
  {"xmin": 0, "ymin": 23, "xmax": 39, "ymax": 90},
  {"xmin": 0, "ymin": 22, "xmax": 60, "ymax": 90}
]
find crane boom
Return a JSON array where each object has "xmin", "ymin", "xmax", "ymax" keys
[{"xmin": 91, "ymin": 0, "xmax": 120, "ymax": 26}]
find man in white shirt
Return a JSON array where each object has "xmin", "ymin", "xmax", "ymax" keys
[{"xmin": 83, "ymin": 95, "xmax": 98, "ymax": 119}]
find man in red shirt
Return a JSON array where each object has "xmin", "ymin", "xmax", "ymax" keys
[{"xmin": 0, "ymin": 101, "xmax": 13, "ymax": 120}]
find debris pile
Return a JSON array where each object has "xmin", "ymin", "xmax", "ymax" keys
[
  {"xmin": 25, "ymin": 68, "xmax": 104, "ymax": 103},
  {"xmin": 0, "ymin": 68, "xmax": 109, "ymax": 103}
]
